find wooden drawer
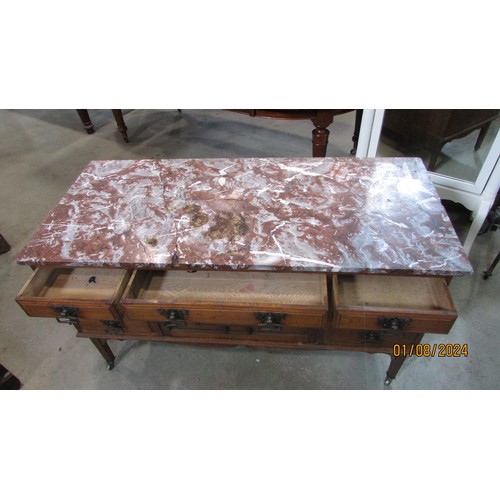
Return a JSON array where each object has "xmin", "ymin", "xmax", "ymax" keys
[
  {"xmin": 332, "ymin": 274, "xmax": 457, "ymax": 334},
  {"xmin": 330, "ymin": 328, "xmax": 420, "ymax": 349},
  {"xmin": 121, "ymin": 270, "xmax": 328, "ymax": 331},
  {"xmin": 76, "ymin": 319, "xmax": 124, "ymax": 334},
  {"xmin": 16, "ymin": 267, "xmax": 131, "ymax": 322},
  {"xmin": 74, "ymin": 318, "xmax": 152, "ymax": 335},
  {"xmin": 167, "ymin": 324, "xmax": 318, "ymax": 344}
]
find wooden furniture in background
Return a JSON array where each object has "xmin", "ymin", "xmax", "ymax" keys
[
  {"xmin": 76, "ymin": 109, "xmax": 128, "ymax": 142},
  {"xmin": 76, "ymin": 109, "xmax": 362, "ymax": 156},
  {"xmin": 0, "ymin": 364, "xmax": 21, "ymax": 389},
  {"xmin": 382, "ymin": 109, "xmax": 499, "ymax": 170},
  {"xmin": 229, "ymin": 109, "xmax": 362, "ymax": 156},
  {"xmin": 0, "ymin": 233, "xmax": 10, "ymax": 254}
]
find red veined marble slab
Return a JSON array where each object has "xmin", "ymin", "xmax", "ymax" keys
[{"xmin": 16, "ymin": 157, "xmax": 473, "ymax": 275}]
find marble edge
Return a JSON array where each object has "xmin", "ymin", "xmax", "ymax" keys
[{"xmin": 15, "ymin": 258, "xmax": 474, "ymax": 276}]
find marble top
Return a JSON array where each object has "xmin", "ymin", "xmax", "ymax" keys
[{"xmin": 17, "ymin": 157, "xmax": 473, "ymax": 275}]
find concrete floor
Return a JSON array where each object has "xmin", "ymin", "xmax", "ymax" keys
[{"xmin": 1, "ymin": 109, "xmax": 499, "ymax": 389}]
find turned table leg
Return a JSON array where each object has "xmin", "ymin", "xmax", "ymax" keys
[
  {"xmin": 112, "ymin": 109, "xmax": 129, "ymax": 142},
  {"xmin": 76, "ymin": 109, "xmax": 95, "ymax": 134},
  {"xmin": 427, "ymin": 148, "xmax": 441, "ymax": 171},
  {"xmin": 90, "ymin": 338, "xmax": 116, "ymax": 370},
  {"xmin": 385, "ymin": 355, "xmax": 408, "ymax": 385},
  {"xmin": 385, "ymin": 334, "xmax": 424, "ymax": 385},
  {"xmin": 483, "ymin": 249, "xmax": 500, "ymax": 280},
  {"xmin": 311, "ymin": 111, "xmax": 334, "ymax": 157},
  {"xmin": 475, "ymin": 123, "xmax": 491, "ymax": 150},
  {"xmin": 350, "ymin": 109, "xmax": 363, "ymax": 155}
]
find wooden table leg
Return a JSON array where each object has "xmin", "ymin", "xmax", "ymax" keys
[
  {"xmin": 0, "ymin": 233, "xmax": 10, "ymax": 254},
  {"xmin": 385, "ymin": 334, "xmax": 424, "ymax": 385},
  {"xmin": 350, "ymin": 109, "xmax": 363, "ymax": 155},
  {"xmin": 427, "ymin": 148, "xmax": 441, "ymax": 171},
  {"xmin": 76, "ymin": 109, "xmax": 95, "ymax": 134},
  {"xmin": 475, "ymin": 123, "xmax": 491, "ymax": 150},
  {"xmin": 112, "ymin": 109, "xmax": 129, "ymax": 142},
  {"xmin": 90, "ymin": 338, "xmax": 116, "ymax": 370},
  {"xmin": 483, "ymin": 249, "xmax": 500, "ymax": 279},
  {"xmin": 385, "ymin": 354, "xmax": 408, "ymax": 385},
  {"xmin": 311, "ymin": 111, "xmax": 334, "ymax": 157}
]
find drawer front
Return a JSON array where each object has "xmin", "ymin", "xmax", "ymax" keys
[
  {"xmin": 166, "ymin": 324, "xmax": 319, "ymax": 344},
  {"xmin": 332, "ymin": 275, "xmax": 458, "ymax": 334},
  {"xmin": 76, "ymin": 319, "xmax": 124, "ymax": 334},
  {"xmin": 18, "ymin": 301, "xmax": 118, "ymax": 321},
  {"xmin": 16, "ymin": 267, "xmax": 131, "ymax": 321},
  {"xmin": 330, "ymin": 328, "xmax": 420, "ymax": 349},
  {"xmin": 124, "ymin": 305, "xmax": 325, "ymax": 329},
  {"xmin": 76, "ymin": 318, "xmax": 153, "ymax": 335},
  {"xmin": 122, "ymin": 269, "xmax": 328, "ymax": 330},
  {"xmin": 335, "ymin": 311, "xmax": 456, "ymax": 334}
]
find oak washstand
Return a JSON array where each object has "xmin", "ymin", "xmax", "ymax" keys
[{"xmin": 15, "ymin": 157, "xmax": 473, "ymax": 385}]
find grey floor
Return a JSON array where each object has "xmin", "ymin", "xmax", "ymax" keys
[{"xmin": 1, "ymin": 109, "xmax": 499, "ymax": 389}]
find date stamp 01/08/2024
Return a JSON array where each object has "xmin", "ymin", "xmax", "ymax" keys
[{"xmin": 393, "ymin": 344, "xmax": 469, "ymax": 358}]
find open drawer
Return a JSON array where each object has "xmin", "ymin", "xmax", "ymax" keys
[
  {"xmin": 332, "ymin": 274, "xmax": 457, "ymax": 334},
  {"xmin": 121, "ymin": 270, "xmax": 328, "ymax": 331},
  {"xmin": 16, "ymin": 267, "xmax": 131, "ymax": 322}
]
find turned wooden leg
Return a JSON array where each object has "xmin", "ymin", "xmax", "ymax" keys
[
  {"xmin": 350, "ymin": 109, "xmax": 363, "ymax": 155},
  {"xmin": 311, "ymin": 111, "xmax": 334, "ymax": 157},
  {"xmin": 76, "ymin": 109, "xmax": 95, "ymax": 134},
  {"xmin": 427, "ymin": 148, "xmax": 441, "ymax": 171},
  {"xmin": 0, "ymin": 233, "xmax": 10, "ymax": 254},
  {"xmin": 385, "ymin": 354, "xmax": 408, "ymax": 385},
  {"xmin": 385, "ymin": 334, "xmax": 424, "ymax": 385},
  {"xmin": 90, "ymin": 338, "xmax": 116, "ymax": 370},
  {"xmin": 483, "ymin": 249, "xmax": 500, "ymax": 280},
  {"xmin": 475, "ymin": 123, "xmax": 491, "ymax": 150},
  {"xmin": 111, "ymin": 109, "xmax": 129, "ymax": 142}
]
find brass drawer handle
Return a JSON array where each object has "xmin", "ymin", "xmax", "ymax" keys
[
  {"xmin": 101, "ymin": 320, "xmax": 124, "ymax": 333},
  {"xmin": 52, "ymin": 305, "xmax": 79, "ymax": 325},
  {"xmin": 159, "ymin": 308, "xmax": 187, "ymax": 328},
  {"xmin": 361, "ymin": 330, "xmax": 382, "ymax": 344},
  {"xmin": 361, "ymin": 330, "xmax": 396, "ymax": 343},
  {"xmin": 379, "ymin": 316, "xmax": 411, "ymax": 331},
  {"xmin": 222, "ymin": 326, "xmax": 254, "ymax": 335},
  {"xmin": 255, "ymin": 312, "xmax": 286, "ymax": 332}
]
